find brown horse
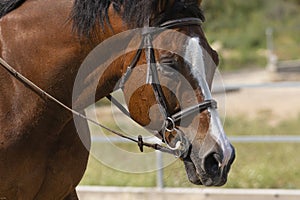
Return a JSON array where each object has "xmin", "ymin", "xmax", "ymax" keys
[{"xmin": 0, "ymin": 0, "xmax": 235, "ymax": 199}]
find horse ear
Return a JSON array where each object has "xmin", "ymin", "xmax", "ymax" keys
[
  {"xmin": 158, "ymin": 0, "xmax": 170, "ymax": 13},
  {"xmin": 158, "ymin": 0, "xmax": 164, "ymax": 12}
]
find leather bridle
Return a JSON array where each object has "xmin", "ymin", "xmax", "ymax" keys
[
  {"xmin": 0, "ymin": 17, "xmax": 217, "ymax": 159},
  {"xmin": 108, "ymin": 17, "xmax": 217, "ymax": 158}
]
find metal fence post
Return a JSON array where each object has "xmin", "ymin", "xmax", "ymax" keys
[
  {"xmin": 156, "ymin": 151, "xmax": 164, "ymax": 188},
  {"xmin": 266, "ymin": 27, "xmax": 278, "ymax": 72}
]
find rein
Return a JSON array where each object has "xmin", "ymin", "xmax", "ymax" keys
[{"xmin": 0, "ymin": 17, "xmax": 217, "ymax": 158}]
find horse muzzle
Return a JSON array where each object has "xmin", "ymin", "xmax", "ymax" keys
[{"xmin": 184, "ymin": 143, "xmax": 235, "ymax": 186}]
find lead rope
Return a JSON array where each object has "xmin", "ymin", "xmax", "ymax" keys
[{"xmin": 0, "ymin": 57, "xmax": 176, "ymax": 155}]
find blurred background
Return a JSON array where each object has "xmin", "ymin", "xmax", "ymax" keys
[{"xmin": 80, "ymin": 0, "xmax": 300, "ymax": 190}]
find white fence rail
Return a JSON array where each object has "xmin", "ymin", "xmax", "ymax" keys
[
  {"xmin": 92, "ymin": 135, "xmax": 300, "ymax": 144},
  {"xmin": 77, "ymin": 186, "xmax": 300, "ymax": 200}
]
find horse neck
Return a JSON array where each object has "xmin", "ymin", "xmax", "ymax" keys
[{"xmin": 0, "ymin": 0, "xmax": 126, "ymax": 124}]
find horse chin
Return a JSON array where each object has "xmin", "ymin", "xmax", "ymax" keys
[{"xmin": 183, "ymin": 157, "xmax": 203, "ymax": 185}]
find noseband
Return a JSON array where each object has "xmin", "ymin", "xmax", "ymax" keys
[{"xmin": 108, "ymin": 17, "xmax": 217, "ymax": 158}]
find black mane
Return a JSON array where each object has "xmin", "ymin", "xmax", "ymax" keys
[
  {"xmin": 72, "ymin": 0, "xmax": 205, "ymax": 37},
  {"xmin": 0, "ymin": 0, "xmax": 26, "ymax": 18},
  {"xmin": 0, "ymin": 0, "xmax": 205, "ymax": 38}
]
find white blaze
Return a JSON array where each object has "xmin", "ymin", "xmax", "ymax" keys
[
  {"xmin": 184, "ymin": 38, "xmax": 206, "ymax": 82},
  {"xmin": 184, "ymin": 37, "xmax": 233, "ymax": 166}
]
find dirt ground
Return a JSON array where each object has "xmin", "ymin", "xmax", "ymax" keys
[{"xmin": 216, "ymin": 69, "xmax": 300, "ymax": 123}]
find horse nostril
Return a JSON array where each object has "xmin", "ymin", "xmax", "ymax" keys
[{"xmin": 204, "ymin": 153, "xmax": 222, "ymax": 176}]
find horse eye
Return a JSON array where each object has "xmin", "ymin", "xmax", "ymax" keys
[
  {"xmin": 160, "ymin": 57, "xmax": 175, "ymax": 66},
  {"xmin": 159, "ymin": 57, "xmax": 180, "ymax": 73}
]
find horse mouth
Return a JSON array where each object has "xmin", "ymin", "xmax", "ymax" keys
[{"xmin": 183, "ymin": 153, "xmax": 234, "ymax": 186}]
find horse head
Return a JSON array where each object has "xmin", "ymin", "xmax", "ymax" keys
[{"xmin": 119, "ymin": 0, "xmax": 235, "ymax": 186}]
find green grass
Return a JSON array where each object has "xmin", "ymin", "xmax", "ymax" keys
[
  {"xmin": 224, "ymin": 113, "xmax": 300, "ymax": 136},
  {"xmin": 80, "ymin": 115, "xmax": 300, "ymax": 188},
  {"xmin": 79, "ymin": 155, "xmax": 157, "ymax": 187},
  {"xmin": 227, "ymin": 143, "xmax": 300, "ymax": 189}
]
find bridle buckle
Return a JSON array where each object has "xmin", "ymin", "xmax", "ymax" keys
[{"xmin": 165, "ymin": 117, "xmax": 176, "ymax": 132}]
